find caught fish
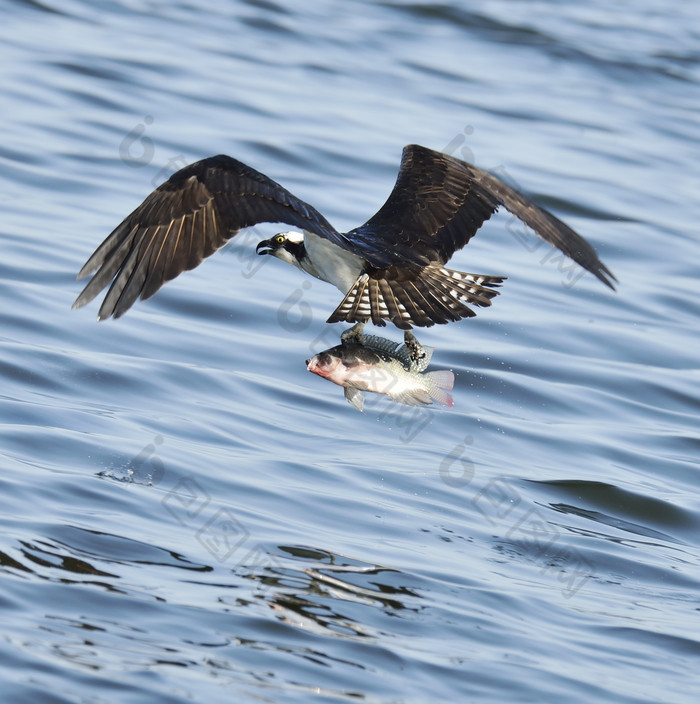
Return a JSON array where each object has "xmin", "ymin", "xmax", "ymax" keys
[{"xmin": 306, "ymin": 334, "xmax": 454, "ymax": 411}]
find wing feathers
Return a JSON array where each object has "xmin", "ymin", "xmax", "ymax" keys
[
  {"xmin": 72, "ymin": 224, "xmax": 140, "ymax": 308},
  {"xmin": 73, "ymin": 155, "xmax": 345, "ymax": 319},
  {"xmin": 347, "ymin": 145, "xmax": 615, "ymax": 289},
  {"xmin": 465, "ymin": 167, "xmax": 617, "ymax": 288},
  {"xmin": 97, "ymin": 230, "xmax": 148, "ymax": 320}
]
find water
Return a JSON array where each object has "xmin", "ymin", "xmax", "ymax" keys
[{"xmin": 1, "ymin": 0, "xmax": 699, "ymax": 701}]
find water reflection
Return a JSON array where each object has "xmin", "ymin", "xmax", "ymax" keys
[{"xmin": 239, "ymin": 545, "xmax": 422, "ymax": 636}]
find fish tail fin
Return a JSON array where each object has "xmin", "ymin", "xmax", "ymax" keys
[
  {"xmin": 424, "ymin": 370, "xmax": 455, "ymax": 407},
  {"xmin": 327, "ymin": 268, "xmax": 505, "ymax": 330}
]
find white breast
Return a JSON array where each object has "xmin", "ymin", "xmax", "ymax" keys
[{"xmin": 301, "ymin": 231, "xmax": 364, "ymax": 293}]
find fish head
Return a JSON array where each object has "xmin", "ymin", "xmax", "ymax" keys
[
  {"xmin": 306, "ymin": 347, "xmax": 344, "ymax": 379},
  {"xmin": 306, "ymin": 342, "xmax": 390, "ymax": 393},
  {"xmin": 306, "ymin": 344, "xmax": 367, "ymax": 388}
]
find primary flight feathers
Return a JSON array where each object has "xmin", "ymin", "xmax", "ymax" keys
[{"xmin": 73, "ymin": 144, "xmax": 616, "ymax": 327}]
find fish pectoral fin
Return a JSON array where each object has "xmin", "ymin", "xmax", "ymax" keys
[{"xmin": 344, "ymin": 387, "xmax": 365, "ymax": 412}]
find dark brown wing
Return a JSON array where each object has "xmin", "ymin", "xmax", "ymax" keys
[
  {"xmin": 347, "ymin": 144, "xmax": 616, "ymax": 289},
  {"xmin": 73, "ymin": 154, "xmax": 345, "ymax": 320}
]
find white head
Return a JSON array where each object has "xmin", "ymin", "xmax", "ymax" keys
[
  {"xmin": 255, "ymin": 231, "xmax": 306, "ymax": 268},
  {"xmin": 278, "ymin": 230, "xmax": 304, "ymax": 243}
]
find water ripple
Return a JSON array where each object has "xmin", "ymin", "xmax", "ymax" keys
[{"xmin": 1, "ymin": 0, "xmax": 699, "ymax": 702}]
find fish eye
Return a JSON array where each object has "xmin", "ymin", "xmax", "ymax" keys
[{"xmin": 275, "ymin": 234, "xmax": 285, "ymax": 244}]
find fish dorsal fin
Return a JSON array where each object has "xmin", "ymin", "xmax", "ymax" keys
[
  {"xmin": 357, "ymin": 333, "xmax": 433, "ymax": 371},
  {"xmin": 344, "ymin": 387, "xmax": 365, "ymax": 412},
  {"xmin": 357, "ymin": 334, "xmax": 402, "ymax": 357}
]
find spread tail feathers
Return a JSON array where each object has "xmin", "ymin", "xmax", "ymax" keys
[{"xmin": 327, "ymin": 266, "xmax": 505, "ymax": 329}]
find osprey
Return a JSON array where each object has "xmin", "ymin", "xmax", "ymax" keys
[{"xmin": 73, "ymin": 144, "xmax": 616, "ymax": 358}]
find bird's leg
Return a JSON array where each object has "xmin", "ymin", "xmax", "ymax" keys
[
  {"xmin": 341, "ymin": 322, "xmax": 365, "ymax": 344},
  {"xmin": 404, "ymin": 330, "xmax": 426, "ymax": 364}
]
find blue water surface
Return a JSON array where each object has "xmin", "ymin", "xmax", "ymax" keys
[{"xmin": 1, "ymin": 1, "xmax": 699, "ymax": 702}]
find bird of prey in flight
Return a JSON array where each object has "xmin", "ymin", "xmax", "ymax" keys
[{"xmin": 73, "ymin": 144, "xmax": 616, "ymax": 359}]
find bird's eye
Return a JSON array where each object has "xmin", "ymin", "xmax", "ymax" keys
[{"xmin": 275, "ymin": 235, "xmax": 285, "ymax": 244}]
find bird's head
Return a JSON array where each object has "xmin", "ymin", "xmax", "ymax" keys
[{"xmin": 256, "ymin": 231, "xmax": 305, "ymax": 268}]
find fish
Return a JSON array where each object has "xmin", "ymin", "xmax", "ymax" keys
[{"xmin": 306, "ymin": 333, "xmax": 454, "ymax": 411}]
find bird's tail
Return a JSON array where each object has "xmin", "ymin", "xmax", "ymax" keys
[{"xmin": 327, "ymin": 265, "xmax": 505, "ymax": 329}]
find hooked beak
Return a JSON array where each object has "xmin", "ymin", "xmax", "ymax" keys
[{"xmin": 256, "ymin": 238, "xmax": 274, "ymax": 256}]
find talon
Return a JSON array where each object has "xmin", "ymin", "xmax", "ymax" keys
[
  {"xmin": 404, "ymin": 330, "xmax": 426, "ymax": 363},
  {"xmin": 341, "ymin": 322, "xmax": 365, "ymax": 343}
]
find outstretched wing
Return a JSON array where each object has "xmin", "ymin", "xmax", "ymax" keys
[
  {"xmin": 347, "ymin": 144, "xmax": 616, "ymax": 289},
  {"xmin": 73, "ymin": 154, "xmax": 347, "ymax": 320}
]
